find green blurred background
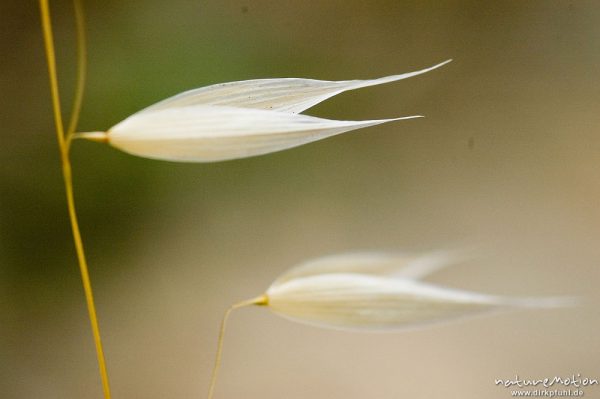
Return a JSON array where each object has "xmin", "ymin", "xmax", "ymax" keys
[{"xmin": 1, "ymin": 1, "xmax": 599, "ymax": 398}]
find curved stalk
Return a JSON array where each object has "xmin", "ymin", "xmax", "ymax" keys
[
  {"xmin": 207, "ymin": 296, "xmax": 268, "ymax": 399},
  {"xmin": 38, "ymin": 1, "xmax": 112, "ymax": 398},
  {"xmin": 66, "ymin": 0, "xmax": 86, "ymax": 138}
]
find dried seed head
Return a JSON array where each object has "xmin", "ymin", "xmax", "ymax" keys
[
  {"xmin": 262, "ymin": 252, "xmax": 577, "ymax": 331},
  {"xmin": 76, "ymin": 60, "xmax": 452, "ymax": 162},
  {"xmin": 207, "ymin": 251, "xmax": 576, "ymax": 399},
  {"xmin": 107, "ymin": 106, "xmax": 420, "ymax": 162}
]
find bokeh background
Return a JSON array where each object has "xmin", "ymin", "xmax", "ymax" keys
[{"xmin": 1, "ymin": 1, "xmax": 599, "ymax": 398}]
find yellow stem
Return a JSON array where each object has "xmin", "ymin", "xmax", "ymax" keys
[
  {"xmin": 39, "ymin": 0, "xmax": 65, "ymax": 147},
  {"xmin": 62, "ymin": 153, "xmax": 112, "ymax": 399},
  {"xmin": 39, "ymin": 1, "xmax": 112, "ymax": 398},
  {"xmin": 207, "ymin": 295, "xmax": 268, "ymax": 399}
]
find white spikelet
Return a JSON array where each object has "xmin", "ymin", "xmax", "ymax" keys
[
  {"xmin": 261, "ymin": 252, "xmax": 576, "ymax": 332},
  {"xmin": 107, "ymin": 107, "xmax": 419, "ymax": 162},
  {"xmin": 75, "ymin": 60, "xmax": 451, "ymax": 162},
  {"xmin": 140, "ymin": 59, "xmax": 452, "ymax": 114}
]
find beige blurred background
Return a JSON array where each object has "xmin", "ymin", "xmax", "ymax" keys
[{"xmin": 1, "ymin": 1, "xmax": 599, "ymax": 398}]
